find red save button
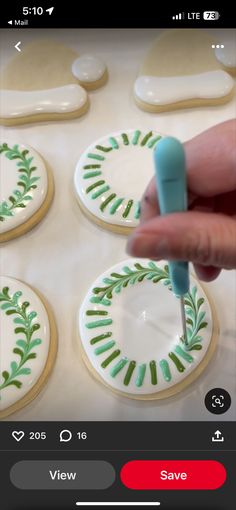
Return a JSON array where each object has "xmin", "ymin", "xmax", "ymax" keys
[{"xmin": 120, "ymin": 461, "xmax": 226, "ymax": 490}]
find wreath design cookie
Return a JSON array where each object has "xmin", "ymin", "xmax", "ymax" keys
[
  {"xmin": 79, "ymin": 260, "xmax": 218, "ymax": 399},
  {"xmin": 0, "ymin": 142, "xmax": 53, "ymax": 242},
  {"xmin": 0, "ymin": 276, "xmax": 57, "ymax": 418},
  {"xmin": 74, "ymin": 129, "xmax": 162, "ymax": 234}
]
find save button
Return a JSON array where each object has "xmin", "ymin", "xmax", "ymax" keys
[{"xmin": 120, "ymin": 460, "xmax": 226, "ymax": 490}]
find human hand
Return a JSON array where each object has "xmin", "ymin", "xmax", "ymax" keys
[{"xmin": 127, "ymin": 119, "xmax": 236, "ymax": 281}]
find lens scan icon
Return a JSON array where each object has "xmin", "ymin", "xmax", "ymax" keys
[{"xmin": 205, "ymin": 388, "xmax": 231, "ymax": 415}]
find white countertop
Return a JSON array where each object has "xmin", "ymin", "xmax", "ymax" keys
[{"xmin": 1, "ymin": 28, "xmax": 235, "ymax": 421}]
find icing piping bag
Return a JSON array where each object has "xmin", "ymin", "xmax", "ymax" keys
[{"xmin": 153, "ymin": 137, "xmax": 189, "ymax": 345}]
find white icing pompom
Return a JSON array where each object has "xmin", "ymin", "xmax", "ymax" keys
[{"xmin": 72, "ymin": 55, "xmax": 106, "ymax": 83}]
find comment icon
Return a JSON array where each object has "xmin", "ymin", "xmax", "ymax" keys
[{"xmin": 59, "ymin": 429, "xmax": 73, "ymax": 442}]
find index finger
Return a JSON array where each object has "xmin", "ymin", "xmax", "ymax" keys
[
  {"xmin": 140, "ymin": 176, "xmax": 159, "ymax": 223},
  {"xmin": 140, "ymin": 119, "xmax": 236, "ymax": 224}
]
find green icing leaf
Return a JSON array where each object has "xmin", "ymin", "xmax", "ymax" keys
[
  {"xmin": 197, "ymin": 297, "xmax": 204, "ymax": 310},
  {"xmin": 13, "ymin": 317, "xmax": 26, "ymax": 325},
  {"xmin": 8, "ymin": 380, "xmax": 22, "ymax": 389},
  {"xmin": 10, "ymin": 361, "xmax": 18, "ymax": 373},
  {"xmin": 198, "ymin": 321, "xmax": 208, "ymax": 331},
  {"xmin": 1, "ymin": 302, "xmax": 14, "ymax": 310}
]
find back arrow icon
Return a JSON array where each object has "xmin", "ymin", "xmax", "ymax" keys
[{"xmin": 15, "ymin": 41, "xmax": 21, "ymax": 52}]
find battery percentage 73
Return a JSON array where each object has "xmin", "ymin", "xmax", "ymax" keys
[{"xmin": 203, "ymin": 11, "xmax": 220, "ymax": 20}]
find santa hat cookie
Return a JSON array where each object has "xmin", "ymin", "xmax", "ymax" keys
[
  {"xmin": 0, "ymin": 40, "xmax": 107, "ymax": 125},
  {"xmin": 134, "ymin": 30, "xmax": 234, "ymax": 113}
]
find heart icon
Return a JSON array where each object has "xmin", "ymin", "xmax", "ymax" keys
[{"xmin": 12, "ymin": 430, "xmax": 25, "ymax": 442}]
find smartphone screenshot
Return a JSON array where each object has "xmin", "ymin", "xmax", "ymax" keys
[{"xmin": 0, "ymin": 3, "xmax": 235, "ymax": 509}]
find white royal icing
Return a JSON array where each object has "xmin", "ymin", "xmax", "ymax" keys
[
  {"xmin": 0, "ymin": 85, "xmax": 88, "ymax": 119},
  {"xmin": 79, "ymin": 259, "xmax": 213, "ymax": 396},
  {"xmin": 72, "ymin": 55, "xmax": 106, "ymax": 83},
  {"xmin": 0, "ymin": 141, "xmax": 48, "ymax": 234},
  {"xmin": 74, "ymin": 129, "xmax": 162, "ymax": 228},
  {"xmin": 0, "ymin": 276, "xmax": 50, "ymax": 412},
  {"xmin": 215, "ymin": 38, "xmax": 236, "ymax": 68},
  {"xmin": 134, "ymin": 71, "xmax": 234, "ymax": 105}
]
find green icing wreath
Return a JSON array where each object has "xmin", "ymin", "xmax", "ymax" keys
[{"xmin": 84, "ymin": 262, "xmax": 208, "ymax": 388}]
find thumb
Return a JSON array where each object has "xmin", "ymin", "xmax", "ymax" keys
[{"xmin": 127, "ymin": 211, "xmax": 236, "ymax": 270}]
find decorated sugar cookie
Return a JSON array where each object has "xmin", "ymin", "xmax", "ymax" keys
[
  {"xmin": 79, "ymin": 259, "xmax": 218, "ymax": 399},
  {"xmin": 74, "ymin": 129, "xmax": 162, "ymax": 234},
  {"xmin": 134, "ymin": 30, "xmax": 234, "ymax": 113},
  {"xmin": 0, "ymin": 40, "xmax": 107, "ymax": 125},
  {"xmin": 0, "ymin": 276, "xmax": 57, "ymax": 418},
  {"xmin": 0, "ymin": 141, "xmax": 54, "ymax": 243}
]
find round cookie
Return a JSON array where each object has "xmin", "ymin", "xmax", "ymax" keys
[
  {"xmin": 0, "ymin": 141, "xmax": 54, "ymax": 243},
  {"xmin": 0, "ymin": 40, "xmax": 107, "ymax": 126},
  {"xmin": 78, "ymin": 259, "xmax": 218, "ymax": 400},
  {"xmin": 74, "ymin": 129, "xmax": 162, "ymax": 234},
  {"xmin": 0, "ymin": 276, "xmax": 57, "ymax": 418},
  {"xmin": 134, "ymin": 29, "xmax": 234, "ymax": 113}
]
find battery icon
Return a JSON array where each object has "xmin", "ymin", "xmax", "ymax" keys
[{"xmin": 203, "ymin": 11, "xmax": 220, "ymax": 20}]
